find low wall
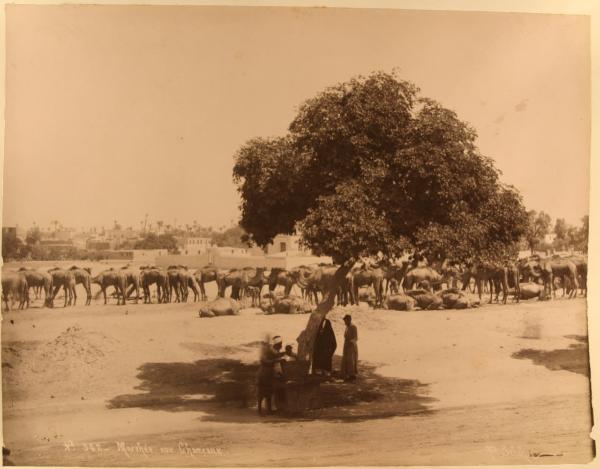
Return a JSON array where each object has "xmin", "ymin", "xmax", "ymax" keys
[{"xmin": 155, "ymin": 254, "xmax": 212, "ymax": 269}]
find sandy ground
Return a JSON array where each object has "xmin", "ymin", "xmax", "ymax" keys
[{"xmin": 1, "ymin": 271, "xmax": 594, "ymax": 466}]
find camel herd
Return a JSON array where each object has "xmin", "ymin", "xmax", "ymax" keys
[{"xmin": 1, "ymin": 252, "xmax": 587, "ymax": 312}]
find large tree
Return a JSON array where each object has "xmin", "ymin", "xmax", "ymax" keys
[
  {"xmin": 233, "ymin": 71, "xmax": 528, "ymax": 360},
  {"xmin": 525, "ymin": 210, "xmax": 552, "ymax": 254}
]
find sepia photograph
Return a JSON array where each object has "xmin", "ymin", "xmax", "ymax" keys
[{"xmin": 1, "ymin": 2, "xmax": 595, "ymax": 466}]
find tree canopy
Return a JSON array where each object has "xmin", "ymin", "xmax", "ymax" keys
[
  {"xmin": 525, "ymin": 210, "xmax": 552, "ymax": 254},
  {"xmin": 233, "ymin": 71, "xmax": 528, "ymax": 265}
]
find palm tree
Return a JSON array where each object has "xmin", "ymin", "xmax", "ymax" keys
[{"xmin": 157, "ymin": 220, "xmax": 164, "ymax": 235}]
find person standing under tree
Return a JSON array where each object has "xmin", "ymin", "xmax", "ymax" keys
[
  {"xmin": 312, "ymin": 318, "xmax": 337, "ymax": 376},
  {"xmin": 341, "ymin": 314, "xmax": 358, "ymax": 382},
  {"xmin": 257, "ymin": 335, "xmax": 285, "ymax": 415}
]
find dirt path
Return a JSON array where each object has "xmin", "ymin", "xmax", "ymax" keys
[{"xmin": 2, "ymin": 295, "xmax": 594, "ymax": 466}]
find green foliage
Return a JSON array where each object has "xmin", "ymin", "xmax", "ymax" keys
[
  {"xmin": 212, "ymin": 225, "xmax": 250, "ymax": 248},
  {"xmin": 525, "ymin": 210, "xmax": 552, "ymax": 253},
  {"xmin": 554, "ymin": 218, "xmax": 569, "ymax": 240},
  {"xmin": 233, "ymin": 71, "xmax": 528, "ymax": 263}
]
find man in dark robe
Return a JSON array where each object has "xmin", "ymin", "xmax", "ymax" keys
[{"xmin": 312, "ymin": 318, "xmax": 337, "ymax": 376}]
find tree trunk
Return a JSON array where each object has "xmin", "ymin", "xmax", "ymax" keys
[{"xmin": 296, "ymin": 261, "xmax": 353, "ymax": 364}]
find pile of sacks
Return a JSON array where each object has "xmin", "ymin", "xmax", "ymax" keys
[{"xmin": 384, "ymin": 288, "xmax": 481, "ymax": 311}]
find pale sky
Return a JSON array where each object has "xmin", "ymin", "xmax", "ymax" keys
[{"xmin": 3, "ymin": 5, "xmax": 590, "ymax": 231}]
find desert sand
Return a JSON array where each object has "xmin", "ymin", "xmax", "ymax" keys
[{"xmin": 1, "ymin": 265, "xmax": 594, "ymax": 466}]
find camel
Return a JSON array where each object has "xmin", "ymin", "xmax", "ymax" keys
[
  {"xmin": 194, "ymin": 265, "xmax": 219, "ymax": 301},
  {"xmin": 244, "ymin": 285, "xmax": 261, "ymax": 307},
  {"xmin": 461, "ymin": 262, "xmax": 509, "ymax": 304},
  {"xmin": 140, "ymin": 267, "xmax": 169, "ymax": 303},
  {"xmin": 382, "ymin": 260, "xmax": 410, "ymax": 295},
  {"xmin": 348, "ymin": 263, "xmax": 385, "ymax": 307},
  {"xmin": 181, "ymin": 270, "xmax": 201, "ymax": 302},
  {"xmin": 68, "ymin": 266, "xmax": 93, "ymax": 305},
  {"xmin": 92, "ymin": 269, "xmax": 127, "ymax": 305},
  {"xmin": 521, "ymin": 256, "xmax": 578, "ymax": 299},
  {"xmin": 384, "ymin": 294, "xmax": 416, "ymax": 311},
  {"xmin": 217, "ymin": 267, "xmax": 267, "ymax": 300},
  {"xmin": 18, "ymin": 268, "xmax": 53, "ymax": 307},
  {"xmin": 2, "ymin": 273, "xmax": 29, "ymax": 311},
  {"xmin": 504, "ymin": 263, "xmax": 521, "ymax": 303},
  {"xmin": 166, "ymin": 266, "xmax": 189, "ymax": 302},
  {"xmin": 216, "ymin": 268, "xmax": 245, "ymax": 299},
  {"xmin": 48, "ymin": 268, "xmax": 77, "ymax": 307},
  {"xmin": 292, "ymin": 265, "xmax": 339, "ymax": 305},
  {"xmin": 519, "ymin": 256, "xmax": 553, "ymax": 297},
  {"xmin": 241, "ymin": 267, "xmax": 268, "ymax": 300},
  {"xmin": 515, "ymin": 282, "xmax": 550, "ymax": 301},
  {"xmin": 403, "ymin": 266, "xmax": 446, "ymax": 292},
  {"xmin": 120, "ymin": 267, "xmax": 141, "ymax": 304},
  {"xmin": 268, "ymin": 268, "xmax": 297, "ymax": 296},
  {"xmin": 199, "ymin": 297, "xmax": 241, "ymax": 317},
  {"xmin": 566, "ymin": 255, "xmax": 587, "ymax": 296},
  {"xmin": 548, "ymin": 258, "xmax": 579, "ymax": 298},
  {"xmin": 438, "ymin": 288, "xmax": 478, "ymax": 309},
  {"xmin": 405, "ymin": 289, "xmax": 443, "ymax": 310}
]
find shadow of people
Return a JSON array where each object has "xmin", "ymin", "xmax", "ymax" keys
[{"xmin": 107, "ymin": 354, "xmax": 435, "ymax": 423}]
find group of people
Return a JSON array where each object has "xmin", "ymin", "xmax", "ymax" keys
[{"xmin": 256, "ymin": 314, "xmax": 359, "ymax": 416}]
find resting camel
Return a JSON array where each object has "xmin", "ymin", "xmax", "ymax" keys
[
  {"xmin": 48, "ymin": 268, "xmax": 77, "ymax": 307},
  {"xmin": 405, "ymin": 288, "xmax": 443, "ymax": 310},
  {"xmin": 2, "ymin": 273, "xmax": 29, "ymax": 311},
  {"xmin": 18, "ymin": 268, "xmax": 53, "ymax": 307}
]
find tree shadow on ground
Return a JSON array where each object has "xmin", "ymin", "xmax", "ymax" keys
[
  {"xmin": 107, "ymin": 354, "xmax": 435, "ymax": 423},
  {"xmin": 512, "ymin": 335, "xmax": 590, "ymax": 377}
]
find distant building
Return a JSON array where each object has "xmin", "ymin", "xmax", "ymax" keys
[
  {"xmin": 2, "ymin": 227, "xmax": 17, "ymax": 239},
  {"xmin": 101, "ymin": 228, "xmax": 143, "ymax": 250},
  {"xmin": 87, "ymin": 239, "xmax": 111, "ymax": 250},
  {"xmin": 266, "ymin": 234, "xmax": 311, "ymax": 256},
  {"xmin": 183, "ymin": 237, "xmax": 212, "ymax": 255}
]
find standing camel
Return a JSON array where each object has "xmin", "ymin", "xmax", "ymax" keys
[
  {"xmin": 2, "ymin": 273, "xmax": 29, "ymax": 311},
  {"xmin": 140, "ymin": 267, "xmax": 170, "ymax": 303},
  {"xmin": 194, "ymin": 265, "xmax": 219, "ymax": 301},
  {"xmin": 18, "ymin": 268, "xmax": 53, "ymax": 307},
  {"xmin": 92, "ymin": 269, "xmax": 127, "ymax": 305},
  {"xmin": 48, "ymin": 268, "xmax": 77, "ymax": 307},
  {"xmin": 68, "ymin": 266, "xmax": 93, "ymax": 305}
]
